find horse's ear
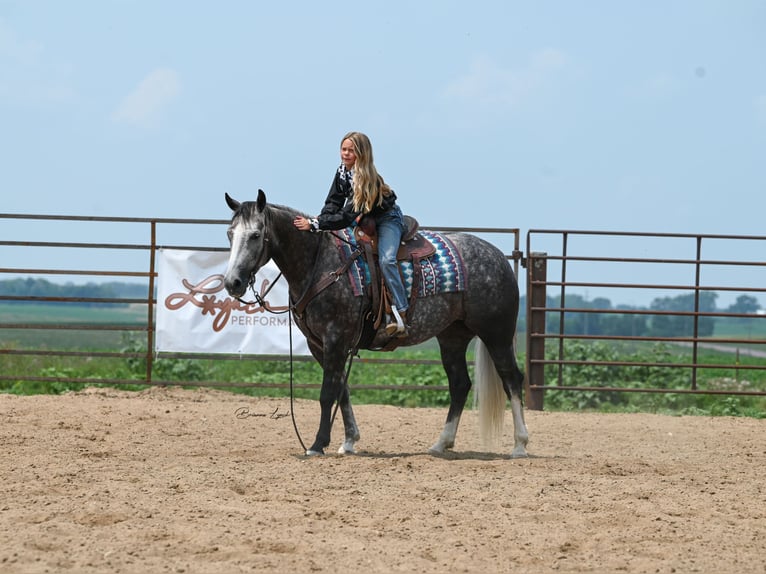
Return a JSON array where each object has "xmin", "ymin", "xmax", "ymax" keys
[
  {"xmin": 256, "ymin": 189, "xmax": 267, "ymax": 212},
  {"xmin": 225, "ymin": 193, "xmax": 240, "ymax": 212}
]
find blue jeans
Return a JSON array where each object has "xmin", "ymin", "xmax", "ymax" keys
[{"xmin": 376, "ymin": 206, "xmax": 408, "ymax": 312}]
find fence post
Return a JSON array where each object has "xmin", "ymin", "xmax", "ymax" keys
[
  {"xmin": 525, "ymin": 252, "xmax": 547, "ymax": 410},
  {"xmin": 146, "ymin": 221, "xmax": 157, "ymax": 384}
]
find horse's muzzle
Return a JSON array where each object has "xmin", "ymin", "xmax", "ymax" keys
[{"xmin": 224, "ymin": 275, "xmax": 247, "ymax": 298}]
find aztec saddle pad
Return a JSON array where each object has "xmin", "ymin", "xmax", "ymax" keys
[{"xmin": 333, "ymin": 228, "xmax": 467, "ymax": 299}]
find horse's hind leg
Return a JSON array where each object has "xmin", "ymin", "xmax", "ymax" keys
[
  {"xmin": 429, "ymin": 328, "xmax": 473, "ymax": 454},
  {"xmin": 336, "ymin": 384, "xmax": 360, "ymax": 454},
  {"xmin": 484, "ymin": 340, "xmax": 529, "ymax": 458},
  {"xmin": 506, "ymin": 354, "xmax": 529, "ymax": 458}
]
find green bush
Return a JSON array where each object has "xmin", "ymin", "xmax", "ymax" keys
[
  {"xmin": 3, "ymin": 330, "xmax": 764, "ymax": 418},
  {"xmin": 121, "ymin": 334, "xmax": 211, "ymax": 382},
  {"xmin": 540, "ymin": 341, "xmax": 766, "ymax": 417}
]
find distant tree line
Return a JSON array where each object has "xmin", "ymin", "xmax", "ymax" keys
[
  {"xmin": 2, "ymin": 279, "xmax": 763, "ymax": 337},
  {"xmin": 0, "ymin": 278, "xmax": 148, "ymax": 307},
  {"xmin": 518, "ymin": 293, "xmax": 762, "ymax": 337}
]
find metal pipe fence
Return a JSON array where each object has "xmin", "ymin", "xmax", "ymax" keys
[
  {"xmin": 523, "ymin": 229, "xmax": 766, "ymax": 409},
  {"xmin": 5, "ymin": 213, "xmax": 764, "ymax": 409},
  {"xmin": 0, "ymin": 212, "xmax": 520, "ymax": 393}
]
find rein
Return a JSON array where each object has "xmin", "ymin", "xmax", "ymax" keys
[
  {"xmin": 235, "ymin": 229, "xmax": 364, "ymax": 455},
  {"xmin": 291, "ymin": 233, "xmax": 363, "ymax": 317},
  {"xmin": 234, "ymin": 271, "xmax": 308, "ymax": 451},
  {"xmin": 235, "ymin": 270, "xmax": 285, "ymax": 309}
]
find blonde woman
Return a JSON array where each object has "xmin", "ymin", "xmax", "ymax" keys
[{"xmin": 294, "ymin": 131, "xmax": 408, "ymax": 336}]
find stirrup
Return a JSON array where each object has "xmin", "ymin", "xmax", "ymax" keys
[{"xmin": 385, "ymin": 306, "xmax": 407, "ymax": 336}]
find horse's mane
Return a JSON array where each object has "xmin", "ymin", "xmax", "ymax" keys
[
  {"xmin": 269, "ymin": 202, "xmax": 307, "ymax": 218},
  {"xmin": 232, "ymin": 200, "xmax": 308, "ymax": 224}
]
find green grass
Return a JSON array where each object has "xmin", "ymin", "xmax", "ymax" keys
[
  {"xmin": 0, "ymin": 303, "xmax": 147, "ymax": 324},
  {"xmin": 1, "ymin": 303, "xmax": 147, "ymax": 349},
  {"xmin": 712, "ymin": 316, "xmax": 766, "ymax": 338},
  {"xmin": 1, "ymin": 303, "xmax": 764, "ymax": 417}
]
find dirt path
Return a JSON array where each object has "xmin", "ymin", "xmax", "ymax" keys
[
  {"xmin": 1, "ymin": 387, "xmax": 764, "ymax": 573},
  {"xmin": 675, "ymin": 340, "xmax": 766, "ymax": 359}
]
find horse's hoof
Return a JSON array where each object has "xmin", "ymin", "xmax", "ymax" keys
[
  {"xmin": 428, "ymin": 437, "xmax": 454, "ymax": 454},
  {"xmin": 510, "ymin": 447, "xmax": 529, "ymax": 459},
  {"xmin": 305, "ymin": 449, "xmax": 324, "ymax": 456},
  {"xmin": 337, "ymin": 441, "xmax": 356, "ymax": 455}
]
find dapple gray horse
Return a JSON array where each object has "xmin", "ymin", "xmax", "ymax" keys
[{"xmin": 223, "ymin": 190, "xmax": 528, "ymax": 458}]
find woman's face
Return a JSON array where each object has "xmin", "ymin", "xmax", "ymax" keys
[{"xmin": 340, "ymin": 138, "xmax": 357, "ymax": 170}]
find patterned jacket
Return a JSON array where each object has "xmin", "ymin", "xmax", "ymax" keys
[{"xmin": 316, "ymin": 166, "xmax": 398, "ymax": 231}]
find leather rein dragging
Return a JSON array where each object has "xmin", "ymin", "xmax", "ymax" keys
[{"xmin": 234, "ymin": 231, "xmax": 365, "ymax": 455}]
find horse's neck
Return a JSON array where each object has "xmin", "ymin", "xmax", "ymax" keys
[{"xmin": 268, "ymin": 208, "xmax": 332, "ymax": 296}]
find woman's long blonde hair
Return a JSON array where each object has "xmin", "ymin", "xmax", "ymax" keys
[{"xmin": 342, "ymin": 131, "xmax": 392, "ymax": 213}]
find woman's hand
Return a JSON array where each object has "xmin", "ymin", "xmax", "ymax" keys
[{"xmin": 293, "ymin": 216, "xmax": 312, "ymax": 231}]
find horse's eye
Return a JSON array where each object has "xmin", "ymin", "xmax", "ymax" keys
[
  {"xmin": 249, "ymin": 231, "xmax": 261, "ymax": 241},
  {"xmin": 226, "ymin": 229, "xmax": 233, "ymax": 242}
]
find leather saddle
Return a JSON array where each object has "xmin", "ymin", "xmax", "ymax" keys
[
  {"xmin": 353, "ymin": 215, "xmax": 435, "ymax": 261},
  {"xmin": 293, "ymin": 214, "xmax": 435, "ymax": 352},
  {"xmin": 352, "ymin": 215, "xmax": 434, "ymax": 343}
]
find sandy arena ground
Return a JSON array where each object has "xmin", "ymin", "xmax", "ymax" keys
[{"xmin": 1, "ymin": 386, "xmax": 764, "ymax": 573}]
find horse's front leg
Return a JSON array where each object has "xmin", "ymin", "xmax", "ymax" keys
[
  {"xmin": 306, "ymin": 350, "xmax": 352, "ymax": 456},
  {"xmin": 336, "ymin": 384, "xmax": 360, "ymax": 455}
]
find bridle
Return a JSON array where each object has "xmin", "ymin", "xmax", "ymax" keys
[{"xmin": 235, "ymin": 269, "xmax": 286, "ymax": 311}]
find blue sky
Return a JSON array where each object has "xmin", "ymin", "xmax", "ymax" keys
[{"xmin": 1, "ymin": 1, "xmax": 765, "ymax": 306}]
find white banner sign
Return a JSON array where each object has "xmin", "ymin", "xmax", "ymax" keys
[{"xmin": 156, "ymin": 249, "xmax": 310, "ymax": 355}]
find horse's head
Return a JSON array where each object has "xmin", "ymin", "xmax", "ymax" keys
[{"xmin": 223, "ymin": 189, "xmax": 272, "ymax": 298}]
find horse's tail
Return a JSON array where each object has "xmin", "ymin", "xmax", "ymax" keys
[{"xmin": 473, "ymin": 338, "xmax": 506, "ymax": 449}]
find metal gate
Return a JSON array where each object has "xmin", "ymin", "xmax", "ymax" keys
[{"xmin": 523, "ymin": 229, "xmax": 766, "ymax": 409}]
